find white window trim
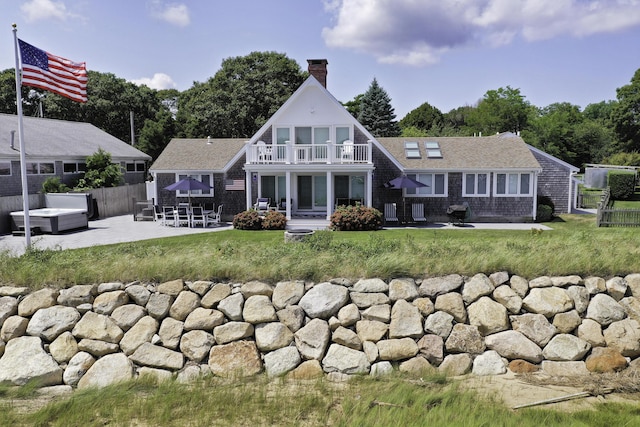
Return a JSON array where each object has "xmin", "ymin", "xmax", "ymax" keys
[
  {"xmin": 405, "ymin": 173, "xmax": 448, "ymax": 198},
  {"xmin": 175, "ymin": 173, "xmax": 214, "ymax": 197},
  {"xmin": 493, "ymin": 172, "xmax": 533, "ymax": 197},
  {"xmin": 0, "ymin": 161, "xmax": 12, "ymax": 176},
  {"xmin": 463, "ymin": 172, "xmax": 490, "ymax": 197},
  {"xmin": 275, "ymin": 125, "xmax": 352, "ymax": 145},
  {"xmin": 26, "ymin": 161, "xmax": 55, "ymax": 175},
  {"xmin": 63, "ymin": 161, "xmax": 86, "ymax": 174}
]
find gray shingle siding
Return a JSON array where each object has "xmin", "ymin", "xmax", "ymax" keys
[{"xmin": 531, "ymin": 150, "xmax": 572, "ymax": 214}]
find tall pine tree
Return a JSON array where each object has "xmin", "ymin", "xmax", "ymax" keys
[{"xmin": 357, "ymin": 78, "xmax": 400, "ymax": 137}]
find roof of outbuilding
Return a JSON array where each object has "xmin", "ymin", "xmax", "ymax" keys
[
  {"xmin": 149, "ymin": 138, "xmax": 247, "ymax": 172},
  {"xmin": 376, "ymin": 134, "xmax": 541, "ymax": 171},
  {"xmin": 0, "ymin": 113, "xmax": 151, "ymax": 160}
]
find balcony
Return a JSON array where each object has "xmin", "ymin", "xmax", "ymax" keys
[{"xmin": 246, "ymin": 141, "xmax": 371, "ymax": 165}]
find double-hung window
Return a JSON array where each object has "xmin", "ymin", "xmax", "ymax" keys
[
  {"xmin": 406, "ymin": 173, "xmax": 447, "ymax": 197},
  {"xmin": 463, "ymin": 173, "xmax": 489, "ymax": 197},
  {"xmin": 0, "ymin": 162, "xmax": 11, "ymax": 176},
  {"xmin": 176, "ymin": 174, "xmax": 213, "ymax": 197},
  {"xmin": 494, "ymin": 172, "xmax": 532, "ymax": 196}
]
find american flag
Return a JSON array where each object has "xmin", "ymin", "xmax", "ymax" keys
[
  {"xmin": 18, "ymin": 39, "xmax": 87, "ymax": 103},
  {"xmin": 225, "ymin": 179, "xmax": 245, "ymax": 191}
]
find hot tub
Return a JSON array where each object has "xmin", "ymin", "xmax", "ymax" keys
[{"xmin": 10, "ymin": 208, "xmax": 88, "ymax": 234}]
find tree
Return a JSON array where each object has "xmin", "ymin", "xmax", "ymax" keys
[
  {"xmin": 357, "ymin": 78, "xmax": 400, "ymax": 137},
  {"xmin": 76, "ymin": 148, "xmax": 123, "ymax": 189},
  {"xmin": 343, "ymin": 93, "xmax": 364, "ymax": 118},
  {"xmin": 177, "ymin": 51, "xmax": 305, "ymax": 138},
  {"xmin": 399, "ymin": 102, "xmax": 443, "ymax": 135},
  {"xmin": 137, "ymin": 108, "xmax": 176, "ymax": 161},
  {"xmin": 611, "ymin": 68, "xmax": 640, "ymax": 152},
  {"xmin": 466, "ymin": 86, "xmax": 532, "ymax": 134}
]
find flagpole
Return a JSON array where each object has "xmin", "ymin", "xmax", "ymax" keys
[{"xmin": 12, "ymin": 24, "xmax": 31, "ymax": 249}]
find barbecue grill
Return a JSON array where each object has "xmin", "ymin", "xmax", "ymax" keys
[{"xmin": 447, "ymin": 204, "xmax": 468, "ymax": 225}]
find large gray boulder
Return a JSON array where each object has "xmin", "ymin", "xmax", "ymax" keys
[
  {"xmin": 299, "ymin": 282, "xmax": 349, "ymax": 319},
  {"xmin": 272, "ymin": 281, "xmax": 305, "ymax": 309},
  {"xmin": 388, "ymin": 278, "xmax": 419, "ymax": 302},
  {"xmin": 0, "ymin": 296, "xmax": 18, "ymax": 326},
  {"xmin": 376, "ymin": 338, "xmax": 419, "ymax": 361},
  {"xmin": 467, "ymin": 296, "xmax": 509, "ymax": 335},
  {"xmin": 0, "ymin": 336, "xmax": 62, "ymax": 386},
  {"xmin": 462, "ymin": 274, "xmax": 495, "ymax": 304},
  {"xmin": 322, "ymin": 344, "xmax": 370, "ymax": 374},
  {"xmin": 389, "ymin": 299, "xmax": 423, "ymax": 339},
  {"xmin": 179, "ymin": 330, "xmax": 215, "ymax": 362},
  {"xmin": 213, "ymin": 321, "xmax": 254, "ymax": 345},
  {"xmin": 71, "ymin": 311, "xmax": 124, "ymax": 344},
  {"xmin": 217, "ymin": 293, "xmax": 245, "ymax": 321},
  {"xmin": 129, "ymin": 342, "xmax": 184, "ymax": 370},
  {"xmin": 169, "ymin": 291, "xmax": 201, "ymax": 321},
  {"xmin": 93, "ymin": 290, "xmax": 129, "ymax": 315},
  {"xmin": 418, "ymin": 274, "xmax": 464, "ymax": 298},
  {"xmin": 445, "ymin": 324, "xmax": 485, "ymax": 354},
  {"xmin": 510, "ymin": 313, "xmax": 557, "ymax": 347},
  {"xmin": 424, "ymin": 311, "xmax": 455, "ymax": 338},
  {"xmin": 352, "ymin": 278, "xmax": 388, "ymax": 293},
  {"xmin": 57, "ymin": 285, "xmax": 96, "ymax": 307},
  {"xmin": 243, "ymin": 295, "xmax": 278, "ymax": 324},
  {"xmin": 77, "ymin": 353, "xmax": 133, "ymax": 389},
  {"xmin": 522, "ymin": 287, "xmax": 573, "ymax": 318},
  {"xmin": 119, "ymin": 316, "xmax": 158, "ymax": 355},
  {"xmin": 63, "ymin": 351, "xmax": 95, "ymax": 386},
  {"xmin": 484, "ymin": 330, "xmax": 543, "ymax": 363},
  {"xmin": 183, "ymin": 307, "xmax": 225, "ymax": 331},
  {"xmin": 434, "ymin": 292, "xmax": 467, "ymax": 323},
  {"xmin": 18, "ymin": 288, "xmax": 58, "ymax": 317},
  {"xmin": 208, "ymin": 340, "xmax": 262, "ymax": 377},
  {"xmin": 586, "ymin": 293, "xmax": 626, "ymax": 326},
  {"xmin": 472, "ymin": 350, "xmax": 506, "ymax": 376},
  {"xmin": 110, "ymin": 304, "xmax": 146, "ymax": 331},
  {"xmin": 255, "ymin": 322, "xmax": 294, "ymax": 352},
  {"xmin": 294, "ymin": 318, "xmax": 330, "ymax": 360},
  {"xmin": 542, "ymin": 334, "xmax": 591, "ymax": 361},
  {"xmin": 355, "ymin": 320, "xmax": 388, "ymax": 343},
  {"xmin": 26, "ymin": 306, "xmax": 81, "ymax": 341},
  {"xmin": 603, "ymin": 318, "xmax": 640, "ymax": 357},
  {"xmin": 264, "ymin": 346, "xmax": 301, "ymax": 377}
]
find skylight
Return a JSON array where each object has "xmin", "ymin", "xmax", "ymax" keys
[
  {"xmin": 425, "ymin": 141, "xmax": 442, "ymax": 158},
  {"xmin": 404, "ymin": 141, "xmax": 421, "ymax": 159}
]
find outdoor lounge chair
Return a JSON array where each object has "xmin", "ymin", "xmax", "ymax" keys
[
  {"xmin": 208, "ymin": 204, "xmax": 223, "ymax": 224},
  {"xmin": 384, "ymin": 203, "xmax": 398, "ymax": 224},
  {"xmin": 154, "ymin": 205, "xmax": 164, "ymax": 222},
  {"xmin": 190, "ymin": 206, "xmax": 207, "ymax": 228},
  {"xmin": 412, "ymin": 203, "xmax": 427, "ymax": 223},
  {"xmin": 176, "ymin": 207, "xmax": 190, "ymax": 227},
  {"xmin": 340, "ymin": 140, "xmax": 354, "ymax": 163},
  {"xmin": 162, "ymin": 206, "xmax": 176, "ymax": 226},
  {"xmin": 254, "ymin": 197, "xmax": 271, "ymax": 212}
]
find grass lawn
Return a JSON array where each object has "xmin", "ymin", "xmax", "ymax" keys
[
  {"xmin": 1, "ymin": 213, "xmax": 640, "ymax": 288},
  {"xmin": 1, "ymin": 214, "xmax": 639, "ymax": 426}
]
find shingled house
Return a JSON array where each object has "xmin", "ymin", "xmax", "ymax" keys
[{"xmin": 149, "ymin": 60, "xmax": 577, "ymax": 223}]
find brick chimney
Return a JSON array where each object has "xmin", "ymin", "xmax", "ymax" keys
[{"xmin": 307, "ymin": 59, "xmax": 328, "ymax": 88}]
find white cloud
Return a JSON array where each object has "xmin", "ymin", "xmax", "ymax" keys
[
  {"xmin": 322, "ymin": 0, "xmax": 640, "ymax": 66},
  {"xmin": 21, "ymin": 0, "xmax": 70, "ymax": 22},
  {"xmin": 149, "ymin": 1, "xmax": 190, "ymax": 27},
  {"xmin": 131, "ymin": 73, "xmax": 177, "ymax": 90}
]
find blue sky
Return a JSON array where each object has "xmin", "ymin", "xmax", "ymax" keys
[{"xmin": 3, "ymin": 0, "xmax": 640, "ymax": 118}]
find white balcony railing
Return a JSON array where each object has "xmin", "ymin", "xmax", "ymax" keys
[{"xmin": 246, "ymin": 141, "xmax": 371, "ymax": 165}]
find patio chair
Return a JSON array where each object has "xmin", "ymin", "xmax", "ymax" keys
[
  {"xmin": 153, "ymin": 205, "xmax": 164, "ymax": 222},
  {"xmin": 256, "ymin": 140, "xmax": 273, "ymax": 163},
  {"xmin": 208, "ymin": 204, "xmax": 223, "ymax": 224},
  {"xmin": 162, "ymin": 206, "xmax": 176, "ymax": 226},
  {"xmin": 384, "ymin": 203, "xmax": 399, "ymax": 224},
  {"xmin": 176, "ymin": 206, "xmax": 190, "ymax": 227},
  {"xmin": 340, "ymin": 140, "xmax": 354, "ymax": 163},
  {"xmin": 412, "ymin": 203, "xmax": 427, "ymax": 223},
  {"xmin": 190, "ymin": 206, "xmax": 207, "ymax": 228},
  {"xmin": 254, "ymin": 197, "xmax": 271, "ymax": 212}
]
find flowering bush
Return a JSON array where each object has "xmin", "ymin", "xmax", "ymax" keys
[
  {"xmin": 330, "ymin": 205, "xmax": 382, "ymax": 231},
  {"xmin": 232, "ymin": 209, "xmax": 263, "ymax": 230},
  {"xmin": 262, "ymin": 211, "xmax": 287, "ymax": 230}
]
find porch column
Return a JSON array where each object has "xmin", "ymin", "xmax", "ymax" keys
[
  {"xmin": 532, "ymin": 171, "xmax": 538, "ymax": 220},
  {"xmin": 326, "ymin": 171, "xmax": 333, "ymax": 220},
  {"xmin": 366, "ymin": 170, "xmax": 373, "ymax": 207},
  {"xmin": 285, "ymin": 171, "xmax": 291, "ymax": 220},
  {"xmin": 245, "ymin": 169, "xmax": 252, "ymax": 210}
]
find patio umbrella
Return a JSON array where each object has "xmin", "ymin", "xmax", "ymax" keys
[
  {"xmin": 164, "ymin": 177, "xmax": 212, "ymax": 206},
  {"xmin": 387, "ymin": 175, "xmax": 429, "ymax": 222}
]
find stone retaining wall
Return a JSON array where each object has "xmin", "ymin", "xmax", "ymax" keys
[{"xmin": 1, "ymin": 273, "xmax": 639, "ymax": 389}]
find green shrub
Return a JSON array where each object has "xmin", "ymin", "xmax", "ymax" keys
[
  {"xmin": 608, "ymin": 170, "xmax": 636, "ymax": 200},
  {"xmin": 536, "ymin": 194, "xmax": 555, "ymax": 214},
  {"xmin": 232, "ymin": 210, "xmax": 263, "ymax": 230},
  {"xmin": 41, "ymin": 177, "xmax": 70, "ymax": 193},
  {"xmin": 262, "ymin": 211, "xmax": 287, "ymax": 230},
  {"xmin": 536, "ymin": 204, "xmax": 553, "ymax": 222},
  {"xmin": 330, "ymin": 205, "xmax": 382, "ymax": 231}
]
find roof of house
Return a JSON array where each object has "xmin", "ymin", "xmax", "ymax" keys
[
  {"xmin": 0, "ymin": 113, "xmax": 151, "ymax": 161},
  {"xmin": 376, "ymin": 133, "xmax": 542, "ymax": 171},
  {"xmin": 150, "ymin": 138, "xmax": 247, "ymax": 172}
]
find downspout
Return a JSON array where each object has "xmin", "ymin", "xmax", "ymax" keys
[{"xmin": 532, "ymin": 170, "xmax": 539, "ymax": 220}]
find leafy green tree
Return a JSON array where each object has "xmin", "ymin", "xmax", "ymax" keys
[
  {"xmin": 611, "ymin": 68, "xmax": 640, "ymax": 152},
  {"xmin": 137, "ymin": 108, "xmax": 176, "ymax": 161},
  {"xmin": 601, "ymin": 151, "xmax": 640, "ymax": 166},
  {"xmin": 357, "ymin": 78, "xmax": 400, "ymax": 137},
  {"xmin": 525, "ymin": 102, "xmax": 588, "ymax": 166},
  {"xmin": 466, "ymin": 86, "xmax": 532, "ymax": 134},
  {"xmin": 441, "ymin": 105, "xmax": 474, "ymax": 136},
  {"xmin": 399, "ymin": 102, "xmax": 443, "ymax": 135},
  {"xmin": 400, "ymin": 125, "xmax": 428, "ymax": 137},
  {"xmin": 76, "ymin": 148, "xmax": 123, "ymax": 189},
  {"xmin": 343, "ymin": 93, "xmax": 363, "ymax": 118},
  {"xmin": 177, "ymin": 51, "xmax": 305, "ymax": 138}
]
